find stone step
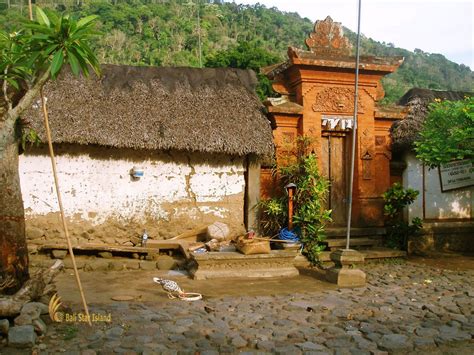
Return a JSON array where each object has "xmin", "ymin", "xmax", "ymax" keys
[
  {"xmin": 323, "ymin": 237, "xmax": 381, "ymax": 250},
  {"xmin": 189, "ymin": 250, "xmax": 299, "ymax": 280},
  {"xmin": 294, "ymin": 248, "xmax": 406, "ymax": 267},
  {"xmin": 326, "ymin": 227, "xmax": 386, "ymax": 237}
]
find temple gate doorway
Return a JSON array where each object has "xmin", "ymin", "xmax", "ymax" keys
[{"xmin": 322, "ymin": 135, "xmax": 349, "ymax": 226}]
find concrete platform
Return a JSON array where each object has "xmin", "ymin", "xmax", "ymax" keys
[
  {"xmin": 294, "ymin": 247, "xmax": 407, "ymax": 267},
  {"xmin": 189, "ymin": 250, "xmax": 299, "ymax": 280}
]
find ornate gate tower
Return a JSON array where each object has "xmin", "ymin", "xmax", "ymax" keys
[{"xmin": 262, "ymin": 17, "xmax": 406, "ymax": 227}]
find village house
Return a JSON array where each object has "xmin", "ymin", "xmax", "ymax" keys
[
  {"xmin": 262, "ymin": 16, "xmax": 405, "ymax": 233},
  {"xmin": 20, "ymin": 65, "xmax": 273, "ymax": 247},
  {"xmin": 391, "ymin": 88, "xmax": 473, "ymax": 252}
]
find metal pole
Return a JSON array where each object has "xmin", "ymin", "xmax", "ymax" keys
[{"xmin": 345, "ymin": 0, "xmax": 362, "ymax": 250}]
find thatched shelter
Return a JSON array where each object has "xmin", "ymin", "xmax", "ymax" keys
[
  {"xmin": 19, "ymin": 65, "xmax": 273, "ymax": 245},
  {"xmin": 24, "ymin": 65, "xmax": 273, "ymax": 158},
  {"xmin": 390, "ymin": 88, "xmax": 470, "ymax": 152}
]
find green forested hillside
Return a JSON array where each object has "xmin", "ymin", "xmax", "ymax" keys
[{"xmin": 1, "ymin": 0, "xmax": 472, "ymax": 103}]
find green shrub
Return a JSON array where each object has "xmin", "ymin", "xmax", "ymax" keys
[
  {"xmin": 382, "ymin": 183, "xmax": 422, "ymax": 249},
  {"xmin": 258, "ymin": 137, "xmax": 331, "ymax": 264}
]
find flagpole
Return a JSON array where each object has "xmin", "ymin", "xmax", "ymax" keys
[{"xmin": 345, "ymin": 0, "xmax": 362, "ymax": 250}]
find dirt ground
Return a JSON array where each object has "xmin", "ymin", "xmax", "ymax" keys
[
  {"xmin": 4, "ymin": 252, "xmax": 471, "ymax": 354},
  {"xmin": 53, "ymin": 252, "xmax": 474, "ymax": 305},
  {"xmin": 54, "ymin": 267, "xmax": 337, "ymax": 305},
  {"xmin": 407, "ymin": 251, "xmax": 474, "ymax": 271}
]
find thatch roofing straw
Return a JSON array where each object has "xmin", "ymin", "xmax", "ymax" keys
[
  {"xmin": 23, "ymin": 65, "xmax": 274, "ymax": 158},
  {"xmin": 390, "ymin": 88, "xmax": 471, "ymax": 152}
]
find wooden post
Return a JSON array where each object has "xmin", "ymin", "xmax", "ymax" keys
[
  {"xmin": 288, "ymin": 188, "xmax": 294, "ymax": 230},
  {"xmin": 40, "ymin": 89, "xmax": 91, "ymax": 326}
]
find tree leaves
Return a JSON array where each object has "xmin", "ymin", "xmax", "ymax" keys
[
  {"xmin": 35, "ymin": 7, "xmax": 50, "ymax": 28},
  {"xmin": 205, "ymin": 41, "xmax": 280, "ymax": 100},
  {"xmin": 1, "ymin": 6, "xmax": 100, "ymax": 118},
  {"xmin": 76, "ymin": 15, "xmax": 98, "ymax": 30},
  {"xmin": 21, "ymin": 6, "xmax": 102, "ymax": 80},
  {"xmin": 415, "ymin": 97, "xmax": 474, "ymax": 167},
  {"xmin": 50, "ymin": 50, "xmax": 64, "ymax": 79}
]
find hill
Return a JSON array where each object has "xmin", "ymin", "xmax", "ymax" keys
[{"xmin": 1, "ymin": 0, "xmax": 472, "ymax": 103}]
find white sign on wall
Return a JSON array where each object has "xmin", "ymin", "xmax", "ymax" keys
[
  {"xmin": 321, "ymin": 115, "xmax": 353, "ymax": 131},
  {"xmin": 439, "ymin": 159, "xmax": 474, "ymax": 192}
]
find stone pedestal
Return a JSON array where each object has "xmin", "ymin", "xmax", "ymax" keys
[
  {"xmin": 325, "ymin": 249, "xmax": 366, "ymax": 288},
  {"xmin": 189, "ymin": 251, "xmax": 299, "ymax": 280}
]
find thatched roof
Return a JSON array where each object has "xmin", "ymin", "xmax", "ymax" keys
[
  {"xmin": 390, "ymin": 88, "xmax": 471, "ymax": 152},
  {"xmin": 23, "ymin": 65, "xmax": 274, "ymax": 158}
]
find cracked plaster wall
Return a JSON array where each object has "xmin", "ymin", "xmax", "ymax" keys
[{"xmin": 19, "ymin": 145, "xmax": 246, "ymax": 245}]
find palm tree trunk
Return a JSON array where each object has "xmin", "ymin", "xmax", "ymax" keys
[{"xmin": 0, "ymin": 121, "xmax": 29, "ymax": 295}]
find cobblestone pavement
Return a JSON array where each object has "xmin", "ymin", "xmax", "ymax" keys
[{"xmin": 2, "ymin": 260, "xmax": 474, "ymax": 354}]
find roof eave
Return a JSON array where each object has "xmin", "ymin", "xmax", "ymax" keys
[
  {"xmin": 375, "ymin": 106, "xmax": 408, "ymax": 120},
  {"xmin": 292, "ymin": 57, "xmax": 404, "ymax": 74}
]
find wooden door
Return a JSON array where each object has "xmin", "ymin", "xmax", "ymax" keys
[{"xmin": 321, "ymin": 136, "xmax": 348, "ymax": 226}]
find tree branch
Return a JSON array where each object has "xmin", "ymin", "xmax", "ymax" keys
[
  {"xmin": 9, "ymin": 69, "xmax": 50, "ymax": 123},
  {"xmin": 0, "ymin": 69, "xmax": 50, "ymax": 159},
  {"xmin": 3, "ymin": 67, "xmax": 12, "ymax": 112}
]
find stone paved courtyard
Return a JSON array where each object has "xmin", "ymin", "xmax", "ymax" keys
[{"xmin": 1, "ymin": 257, "xmax": 473, "ymax": 354}]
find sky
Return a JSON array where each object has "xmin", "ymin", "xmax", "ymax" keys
[{"xmin": 236, "ymin": 0, "xmax": 474, "ymax": 69}]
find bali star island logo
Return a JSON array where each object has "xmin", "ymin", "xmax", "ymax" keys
[
  {"xmin": 48, "ymin": 293, "xmax": 64, "ymax": 322},
  {"xmin": 48, "ymin": 293, "xmax": 112, "ymax": 323}
]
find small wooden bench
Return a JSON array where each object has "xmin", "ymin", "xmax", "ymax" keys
[{"xmin": 39, "ymin": 241, "xmax": 190, "ymax": 259}]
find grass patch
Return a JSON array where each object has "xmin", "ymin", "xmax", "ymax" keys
[{"xmin": 62, "ymin": 325, "xmax": 79, "ymax": 341}]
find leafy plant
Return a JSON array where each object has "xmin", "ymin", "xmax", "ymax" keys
[
  {"xmin": 62, "ymin": 325, "xmax": 78, "ymax": 340},
  {"xmin": 382, "ymin": 183, "xmax": 422, "ymax": 250},
  {"xmin": 25, "ymin": 7, "xmax": 101, "ymax": 79},
  {"xmin": 20, "ymin": 128, "xmax": 41, "ymax": 150},
  {"xmin": 415, "ymin": 96, "xmax": 473, "ymax": 168},
  {"xmin": 258, "ymin": 137, "xmax": 331, "ymax": 265}
]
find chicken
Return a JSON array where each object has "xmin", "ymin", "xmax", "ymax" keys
[{"xmin": 153, "ymin": 277, "xmax": 184, "ymax": 299}]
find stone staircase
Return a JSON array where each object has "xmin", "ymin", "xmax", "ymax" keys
[{"xmin": 323, "ymin": 227, "xmax": 385, "ymax": 251}]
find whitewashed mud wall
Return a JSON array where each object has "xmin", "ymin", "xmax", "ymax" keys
[
  {"xmin": 19, "ymin": 145, "xmax": 246, "ymax": 244},
  {"xmin": 403, "ymin": 153, "xmax": 473, "ymax": 220}
]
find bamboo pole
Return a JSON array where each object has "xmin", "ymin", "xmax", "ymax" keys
[
  {"xmin": 28, "ymin": 0, "xmax": 32, "ymax": 21},
  {"xmin": 40, "ymin": 89, "xmax": 91, "ymax": 326}
]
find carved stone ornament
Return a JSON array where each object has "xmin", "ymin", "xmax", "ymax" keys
[
  {"xmin": 359, "ymin": 128, "xmax": 374, "ymax": 159},
  {"xmin": 312, "ymin": 87, "xmax": 365, "ymax": 113},
  {"xmin": 305, "ymin": 16, "xmax": 353, "ymax": 56}
]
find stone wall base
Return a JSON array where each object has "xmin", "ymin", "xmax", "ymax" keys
[{"xmin": 408, "ymin": 221, "xmax": 474, "ymax": 254}]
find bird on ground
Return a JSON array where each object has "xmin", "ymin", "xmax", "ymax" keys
[{"xmin": 153, "ymin": 277, "xmax": 184, "ymax": 299}]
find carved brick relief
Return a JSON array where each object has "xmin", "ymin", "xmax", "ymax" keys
[
  {"xmin": 305, "ymin": 16, "xmax": 352, "ymax": 56},
  {"xmin": 312, "ymin": 87, "xmax": 366, "ymax": 113},
  {"xmin": 359, "ymin": 128, "xmax": 374, "ymax": 160},
  {"xmin": 375, "ymin": 135, "xmax": 392, "ymax": 159}
]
